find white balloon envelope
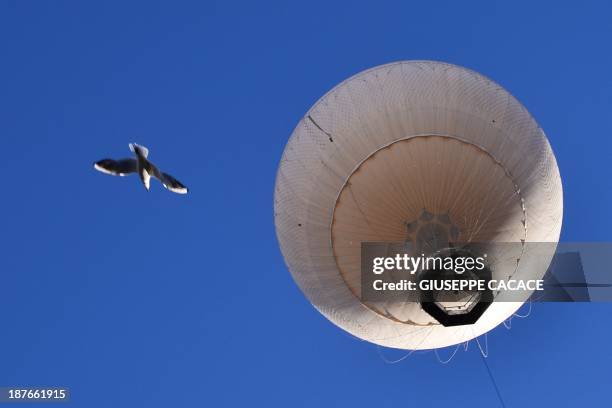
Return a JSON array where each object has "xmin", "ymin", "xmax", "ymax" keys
[{"xmin": 274, "ymin": 61, "xmax": 563, "ymax": 350}]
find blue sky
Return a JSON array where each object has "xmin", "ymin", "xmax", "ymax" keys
[{"xmin": 1, "ymin": 1, "xmax": 611, "ymax": 406}]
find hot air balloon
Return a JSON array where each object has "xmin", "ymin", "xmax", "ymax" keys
[{"xmin": 274, "ymin": 61, "xmax": 562, "ymax": 350}]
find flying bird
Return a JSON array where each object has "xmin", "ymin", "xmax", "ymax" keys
[{"xmin": 94, "ymin": 143, "xmax": 188, "ymax": 194}]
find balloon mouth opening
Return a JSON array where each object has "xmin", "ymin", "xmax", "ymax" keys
[{"xmin": 418, "ymin": 246, "xmax": 493, "ymax": 326}]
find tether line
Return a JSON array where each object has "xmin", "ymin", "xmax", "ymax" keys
[{"xmin": 479, "ymin": 352, "xmax": 507, "ymax": 408}]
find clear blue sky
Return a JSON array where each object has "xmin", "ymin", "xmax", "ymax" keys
[{"xmin": 1, "ymin": 1, "xmax": 611, "ymax": 407}]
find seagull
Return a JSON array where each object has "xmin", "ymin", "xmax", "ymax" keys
[{"xmin": 94, "ymin": 143, "xmax": 188, "ymax": 194}]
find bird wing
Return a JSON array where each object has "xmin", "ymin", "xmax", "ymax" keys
[
  {"xmin": 149, "ymin": 163, "xmax": 189, "ymax": 194},
  {"xmin": 94, "ymin": 158, "xmax": 138, "ymax": 176}
]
